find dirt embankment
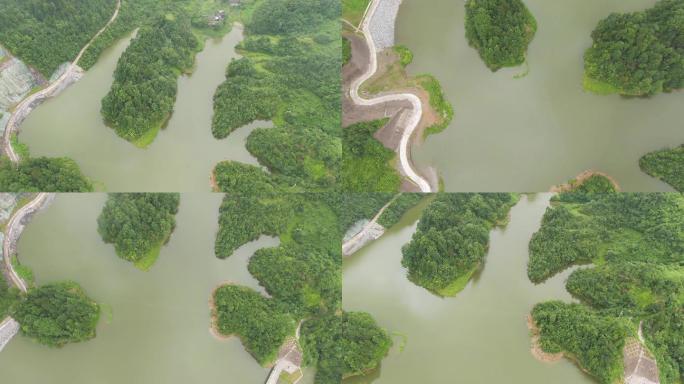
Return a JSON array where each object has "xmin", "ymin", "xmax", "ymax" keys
[
  {"xmin": 527, "ymin": 314, "xmax": 564, "ymax": 363},
  {"xmin": 342, "ymin": 31, "xmax": 440, "ymax": 192},
  {"xmin": 550, "ymin": 170, "xmax": 621, "ymax": 193}
]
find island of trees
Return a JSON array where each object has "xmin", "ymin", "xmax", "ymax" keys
[
  {"xmin": 211, "ymin": 192, "xmax": 391, "ymax": 383},
  {"xmin": 0, "ymin": 157, "xmax": 93, "ymax": 192},
  {"xmin": 402, "ymin": 193, "xmax": 519, "ymax": 296},
  {"xmin": 101, "ymin": 15, "xmax": 200, "ymax": 147},
  {"xmin": 639, "ymin": 145, "xmax": 683, "ymax": 192},
  {"xmin": 12, "ymin": 282, "xmax": 100, "ymax": 347},
  {"xmin": 584, "ymin": 0, "xmax": 683, "ymax": 96},
  {"xmin": 464, "ymin": 0, "xmax": 537, "ymax": 71},
  {"xmin": 529, "ymin": 192, "xmax": 684, "ymax": 384},
  {"xmin": 97, "ymin": 193, "xmax": 180, "ymax": 270},
  {"xmin": 211, "ymin": 0, "xmax": 341, "ymax": 193}
]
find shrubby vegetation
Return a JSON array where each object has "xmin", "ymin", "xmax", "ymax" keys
[
  {"xmin": 212, "ymin": 285, "xmax": 295, "ymax": 364},
  {"xmin": 343, "ymin": 37, "xmax": 352, "ymax": 66},
  {"xmin": 0, "ymin": 274, "xmax": 20, "ymax": 319},
  {"xmin": 530, "ymin": 193, "xmax": 684, "ymax": 383},
  {"xmin": 377, "ymin": 193, "xmax": 425, "ymax": 228},
  {"xmin": 300, "ymin": 312, "xmax": 392, "ymax": 383},
  {"xmin": 0, "ymin": 157, "xmax": 93, "ymax": 192},
  {"xmin": 584, "ymin": 0, "xmax": 684, "ymax": 96},
  {"xmin": 13, "ymin": 282, "xmax": 100, "ymax": 347},
  {"xmin": 0, "ymin": 0, "xmax": 117, "ymax": 76},
  {"xmin": 573, "ymin": 175, "xmax": 617, "ymax": 193},
  {"xmin": 393, "ymin": 45, "xmax": 414, "ymax": 68},
  {"xmin": 212, "ymin": 0, "xmax": 341, "ymax": 192},
  {"xmin": 639, "ymin": 145, "xmax": 683, "ymax": 192},
  {"xmin": 213, "ymin": 193, "xmax": 391, "ymax": 380},
  {"xmin": 97, "ymin": 193, "xmax": 180, "ymax": 270},
  {"xmin": 342, "ymin": 119, "xmax": 401, "ymax": 192},
  {"xmin": 101, "ymin": 15, "xmax": 200, "ymax": 146},
  {"xmin": 464, "ymin": 0, "xmax": 537, "ymax": 71},
  {"xmin": 419, "ymin": 75, "xmax": 454, "ymax": 137},
  {"xmin": 531, "ymin": 301, "xmax": 630, "ymax": 383},
  {"xmin": 402, "ymin": 193, "xmax": 518, "ymax": 296}
]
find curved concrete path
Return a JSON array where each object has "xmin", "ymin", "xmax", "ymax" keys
[
  {"xmin": 0, "ymin": 192, "xmax": 52, "ymax": 352},
  {"xmin": 2, "ymin": 0, "xmax": 121, "ymax": 163},
  {"xmin": 348, "ymin": 0, "xmax": 432, "ymax": 193}
]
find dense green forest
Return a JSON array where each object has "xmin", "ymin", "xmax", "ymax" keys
[
  {"xmin": 81, "ymin": 0, "xmax": 233, "ymax": 69},
  {"xmin": 528, "ymin": 193, "xmax": 683, "ymax": 283},
  {"xmin": 571, "ymin": 174, "xmax": 618, "ymax": 193},
  {"xmin": 212, "ymin": 285, "xmax": 295, "ymax": 364},
  {"xmin": 584, "ymin": 0, "xmax": 684, "ymax": 96},
  {"xmin": 532, "ymin": 301, "xmax": 631, "ymax": 383},
  {"xmin": 300, "ymin": 312, "xmax": 392, "ymax": 383},
  {"xmin": 640, "ymin": 145, "xmax": 683, "ymax": 192},
  {"xmin": 464, "ymin": 0, "xmax": 537, "ymax": 71},
  {"xmin": 101, "ymin": 15, "xmax": 200, "ymax": 147},
  {"xmin": 97, "ymin": 193, "xmax": 180, "ymax": 270},
  {"xmin": 402, "ymin": 193, "xmax": 519, "ymax": 296},
  {"xmin": 529, "ymin": 193, "xmax": 684, "ymax": 383},
  {"xmin": 0, "ymin": 0, "xmax": 117, "ymax": 76},
  {"xmin": 342, "ymin": 119, "xmax": 401, "ymax": 192},
  {"xmin": 212, "ymin": 193, "xmax": 390, "ymax": 381},
  {"xmin": 13, "ymin": 282, "xmax": 100, "ymax": 347},
  {"xmin": 211, "ymin": 0, "xmax": 341, "ymax": 192},
  {"xmin": 377, "ymin": 193, "xmax": 425, "ymax": 228},
  {"xmin": 0, "ymin": 157, "xmax": 93, "ymax": 192}
]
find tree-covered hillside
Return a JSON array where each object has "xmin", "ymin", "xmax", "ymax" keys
[
  {"xmin": 584, "ymin": 0, "xmax": 684, "ymax": 96},
  {"xmin": 529, "ymin": 193, "xmax": 684, "ymax": 383},
  {"xmin": 211, "ymin": 193, "xmax": 391, "ymax": 383},
  {"xmin": 97, "ymin": 193, "xmax": 180, "ymax": 270},
  {"xmin": 0, "ymin": 0, "xmax": 117, "ymax": 77},
  {"xmin": 0, "ymin": 157, "xmax": 93, "ymax": 192},
  {"xmin": 640, "ymin": 145, "xmax": 683, "ymax": 192},
  {"xmin": 464, "ymin": 0, "xmax": 537, "ymax": 71},
  {"xmin": 402, "ymin": 193, "xmax": 519, "ymax": 296},
  {"xmin": 101, "ymin": 15, "xmax": 200, "ymax": 147},
  {"xmin": 212, "ymin": 0, "xmax": 341, "ymax": 192}
]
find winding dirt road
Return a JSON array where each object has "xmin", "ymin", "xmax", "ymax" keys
[
  {"xmin": 1, "ymin": 0, "xmax": 121, "ymax": 163},
  {"xmin": 348, "ymin": 0, "xmax": 433, "ymax": 193}
]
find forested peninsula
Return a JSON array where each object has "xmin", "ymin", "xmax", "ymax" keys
[
  {"xmin": 529, "ymin": 192, "xmax": 684, "ymax": 384},
  {"xmin": 464, "ymin": 0, "xmax": 537, "ymax": 71},
  {"xmin": 101, "ymin": 16, "xmax": 200, "ymax": 147},
  {"xmin": 584, "ymin": 0, "xmax": 683, "ymax": 96},
  {"xmin": 639, "ymin": 145, "xmax": 684, "ymax": 192},
  {"xmin": 402, "ymin": 193, "xmax": 519, "ymax": 296},
  {"xmin": 211, "ymin": 0, "xmax": 341, "ymax": 193},
  {"xmin": 211, "ymin": 193, "xmax": 391, "ymax": 383},
  {"xmin": 97, "ymin": 193, "xmax": 180, "ymax": 270}
]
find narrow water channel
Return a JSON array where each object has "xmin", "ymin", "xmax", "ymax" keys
[
  {"xmin": 343, "ymin": 194, "xmax": 595, "ymax": 383},
  {"xmin": 19, "ymin": 26, "xmax": 267, "ymax": 192},
  {"xmin": 397, "ymin": 0, "xmax": 684, "ymax": 192},
  {"xmin": 0, "ymin": 194, "xmax": 279, "ymax": 383}
]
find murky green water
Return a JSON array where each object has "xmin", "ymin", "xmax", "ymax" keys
[
  {"xmin": 397, "ymin": 0, "xmax": 684, "ymax": 192},
  {"xmin": 343, "ymin": 194, "xmax": 595, "ymax": 383},
  {"xmin": 19, "ymin": 26, "xmax": 267, "ymax": 192},
  {"xmin": 0, "ymin": 194, "xmax": 280, "ymax": 383}
]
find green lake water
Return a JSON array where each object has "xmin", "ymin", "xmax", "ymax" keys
[
  {"xmin": 397, "ymin": 0, "xmax": 684, "ymax": 192},
  {"xmin": 343, "ymin": 194, "xmax": 595, "ymax": 383},
  {"xmin": 19, "ymin": 26, "xmax": 267, "ymax": 192},
  {"xmin": 0, "ymin": 194, "xmax": 285, "ymax": 383}
]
